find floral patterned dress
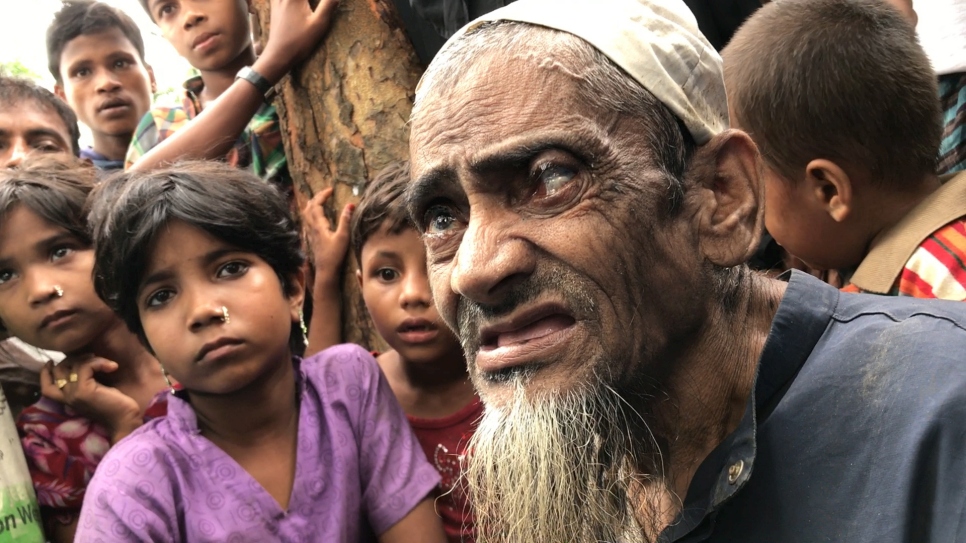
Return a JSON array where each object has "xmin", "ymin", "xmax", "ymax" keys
[{"xmin": 16, "ymin": 392, "xmax": 168, "ymax": 524}]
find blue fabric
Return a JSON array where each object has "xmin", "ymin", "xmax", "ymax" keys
[
  {"xmin": 79, "ymin": 147, "xmax": 124, "ymax": 173},
  {"xmin": 663, "ymin": 271, "xmax": 966, "ymax": 542}
]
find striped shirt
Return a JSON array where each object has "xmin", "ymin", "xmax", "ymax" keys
[
  {"xmin": 844, "ymin": 171, "xmax": 966, "ymax": 300},
  {"xmin": 125, "ymin": 76, "xmax": 288, "ymax": 184}
]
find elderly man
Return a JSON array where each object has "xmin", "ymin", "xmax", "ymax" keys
[{"xmin": 405, "ymin": 0, "xmax": 966, "ymax": 541}]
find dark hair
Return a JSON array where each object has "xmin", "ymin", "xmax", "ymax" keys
[
  {"xmin": 90, "ymin": 161, "xmax": 306, "ymax": 353},
  {"xmin": 0, "ymin": 156, "xmax": 95, "ymax": 245},
  {"xmin": 0, "ymin": 156, "xmax": 97, "ymax": 333},
  {"xmin": 723, "ymin": 0, "xmax": 941, "ymax": 186},
  {"xmin": 0, "ymin": 76, "xmax": 81, "ymax": 157},
  {"xmin": 47, "ymin": 1, "xmax": 147, "ymax": 84},
  {"xmin": 351, "ymin": 161, "xmax": 414, "ymax": 263}
]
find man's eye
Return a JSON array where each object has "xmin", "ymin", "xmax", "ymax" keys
[
  {"xmin": 50, "ymin": 246, "xmax": 73, "ymax": 261},
  {"xmin": 157, "ymin": 3, "xmax": 176, "ymax": 17},
  {"xmin": 533, "ymin": 163, "xmax": 577, "ymax": 198},
  {"xmin": 34, "ymin": 142, "xmax": 63, "ymax": 153},
  {"xmin": 377, "ymin": 268, "xmax": 398, "ymax": 282},
  {"xmin": 217, "ymin": 261, "xmax": 248, "ymax": 278},
  {"xmin": 114, "ymin": 59, "xmax": 131, "ymax": 69},
  {"xmin": 0, "ymin": 269, "xmax": 15, "ymax": 285},
  {"xmin": 424, "ymin": 205, "xmax": 458, "ymax": 235},
  {"xmin": 74, "ymin": 68, "xmax": 91, "ymax": 78},
  {"xmin": 146, "ymin": 289, "xmax": 174, "ymax": 308}
]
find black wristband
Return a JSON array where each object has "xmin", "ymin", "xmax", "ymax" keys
[{"xmin": 235, "ymin": 66, "xmax": 277, "ymax": 102}]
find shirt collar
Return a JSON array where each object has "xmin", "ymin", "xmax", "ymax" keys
[
  {"xmin": 79, "ymin": 147, "xmax": 125, "ymax": 171},
  {"xmin": 661, "ymin": 270, "xmax": 839, "ymax": 541}
]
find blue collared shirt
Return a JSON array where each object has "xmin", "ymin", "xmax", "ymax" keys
[{"xmin": 662, "ymin": 270, "xmax": 966, "ymax": 542}]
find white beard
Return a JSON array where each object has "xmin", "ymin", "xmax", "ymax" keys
[{"xmin": 465, "ymin": 379, "xmax": 673, "ymax": 543}]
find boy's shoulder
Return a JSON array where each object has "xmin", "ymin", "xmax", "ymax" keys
[{"xmin": 849, "ymin": 170, "xmax": 966, "ymax": 297}]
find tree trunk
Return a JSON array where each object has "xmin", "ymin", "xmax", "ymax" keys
[{"xmin": 252, "ymin": 0, "xmax": 425, "ymax": 351}]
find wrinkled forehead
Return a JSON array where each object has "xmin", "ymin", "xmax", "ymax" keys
[
  {"xmin": 410, "ymin": 39, "xmax": 616, "ymax": 178},
  {"xmin": 0, "ymin": 103, "xmax": 72, "ymax": 145}
]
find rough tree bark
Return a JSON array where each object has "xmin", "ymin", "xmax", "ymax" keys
[{"xmin": 252, "ymin": 0, "xmax": 425, "ymax": 351}]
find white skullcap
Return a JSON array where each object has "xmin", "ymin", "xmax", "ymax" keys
[{"xmin": 429, "ymin": 0, "xmax": 728, "ymax": 144}]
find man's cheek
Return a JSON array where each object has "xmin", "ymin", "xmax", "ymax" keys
[{"xmin": 428, "ymin": 265, "xmax": 459, "ymax": 330}]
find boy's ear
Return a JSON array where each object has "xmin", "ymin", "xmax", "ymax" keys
[
  {"xmin": 146, "ymin": 65, "xmax": 158, "ymax": 94},
  {"xmin": 804, "ymin": 159, "xmax": 852, "ymax": 223},
  {"xmin": 287, "ymin": 266, "xmax": 308, "ymax": 322}
]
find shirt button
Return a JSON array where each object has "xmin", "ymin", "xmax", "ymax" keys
[{"xmin": 727, "ymin": 460, "xmax": 744, "ymax": 484}]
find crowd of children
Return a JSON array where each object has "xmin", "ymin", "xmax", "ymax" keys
[{"xmin": 0, "ymin": 0, "xmax": 963, "ymax": 541}]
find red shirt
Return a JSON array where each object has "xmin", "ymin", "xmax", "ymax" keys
[
  {"xmin": 407, "ymin": 396, "xmax": 483, "ymax": 543},
  {"xmin": 16, "ymin": 391, "xmax": 169, "ymax": 523}
]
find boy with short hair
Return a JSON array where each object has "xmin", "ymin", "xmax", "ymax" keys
[
  {"xmin": 47, "ymin": 1, "xmax": 155, "ymax": 172},
  {"xmin": 351, "ymin": 162, "xmax": 481, "ymax": 543},
  {"xmin": 127, "ymin": 0, "xmax": 336, "ymax": 185},
  {"xmin": 0, "ymin": 76, "xmax": 80, "ymax": 168},
  {"xmin": 723, "ymin": 0, "xmax": 966, "ymax": 299}
]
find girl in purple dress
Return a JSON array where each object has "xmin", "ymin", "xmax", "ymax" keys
[{"xmin": 76, "ymin": 161, "xmax": 446, "ymax": 542}]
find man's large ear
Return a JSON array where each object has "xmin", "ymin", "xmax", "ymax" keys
[
  {"xmin": 54, "ymin": 84, "xmax": 66, "ymax": 101},
  {"xmin": 688, "ymin": 130, "xmax": 764, "ymax": 267}
]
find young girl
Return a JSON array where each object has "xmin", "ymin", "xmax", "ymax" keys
[
  {"xmin": 0, "ymin": 157, "xmax": 169, "ymax": 543},
  {"xmin": 76, "ymin": 161, "xmax": 446, "ymax": 542}
]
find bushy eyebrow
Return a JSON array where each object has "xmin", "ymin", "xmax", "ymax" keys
[
  {"xmin": 406, "ymin": 168, "xmax": 454, "ymax": 219},
  {"xmin": 408, "ymin": 127, "xmax": 605, "ymax": 212},
  {"xmin": 0, "ymin": 128, "xmax": 69, "ymax": 146}
]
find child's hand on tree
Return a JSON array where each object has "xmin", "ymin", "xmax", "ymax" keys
[
  {"xmin": 41, "ymin": 356, "xmax": 143, "ymax": 444},
  {"xmin": 255, "ymin": 0, "xmax": 341, "ymax": 84},
  {"xmin": 302, "ymin": 188, "xmax": 353, "ymax": 352},
  {"xmin": 303, "ymin": 187, "xmax": 354, "ymax": 283}
]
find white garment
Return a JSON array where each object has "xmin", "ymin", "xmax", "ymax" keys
[
  {"xmin": 916, "ymin": 0, "xmax": 966, "ymax": 75},
  {"xmin": 0, "ymin": 390, "xmax": 45, "ymax": 541}
]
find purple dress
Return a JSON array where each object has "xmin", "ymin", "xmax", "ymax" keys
[{"xmin": 75, "ymin": 344, "xmax": 440, "ymax": 542}]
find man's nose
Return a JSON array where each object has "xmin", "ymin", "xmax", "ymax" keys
[
  {"xmin": 182, "ymin": 8, "xmax": 206, "ymax": 30},
  {"xmin": 4, "ymin": 140, "xmax": 28, "ymax": 168},
  {"xmin": 450, "ymin": 209, "xmax": 535, "ymax": 305},
  {"xmin": 95, "ymin": 68, "xmax": 122, "ymax": 93}
]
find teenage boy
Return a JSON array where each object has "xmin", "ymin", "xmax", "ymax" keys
[
  {"xmin": 723, "ymin": 0, "xmax": 966, "ymax": 300},
  {"xmin": 127, "ymin": 0, "xmax": 337, "ymax": 184},
  {"xmin": 47, "ymin": 1, "xmax": 155, "ymax": 172},
  {"xmin": 351, "ymin": 162, "xmax": 481, "ymax": 543},
  {"xmin": 0, "ymin": 76, "xmax": 80, "ymax": 168}
]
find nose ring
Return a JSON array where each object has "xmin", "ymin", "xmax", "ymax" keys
[
  {"xmin": 53, "ymin": 285, "xmax": 64, "ymax": 298},
  {"xmin": 221, "ymin": 306, "xmax": 230, "ymax": 324}
]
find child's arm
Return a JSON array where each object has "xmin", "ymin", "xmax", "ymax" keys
[
  {"xmin": 128, "ymin": 0, "xmax": 339, "ymax": 171},
  {"xmin": 302, "ymin": 188, "xmax": 354, "ymax": 354},
  {"xmin": 43, "ymin": 516, "xmax": 77, "ymax": 543}
]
